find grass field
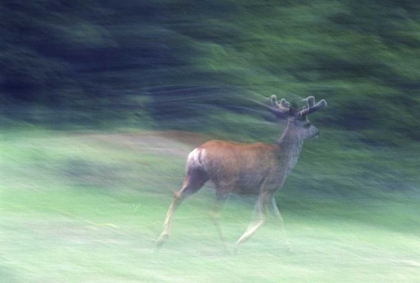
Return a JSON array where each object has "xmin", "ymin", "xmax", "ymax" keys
[{"xmin": 1, "ymin": 129, "xmax": 419, "ymax": 282}]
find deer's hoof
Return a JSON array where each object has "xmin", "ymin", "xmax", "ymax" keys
[{"xmin": 156, "ymin": 233, "xmax": 169, "ymax": 248}]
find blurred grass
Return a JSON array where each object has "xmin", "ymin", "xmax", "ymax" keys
[{"xmin": 1, "ymin": 128, "xmax": 419, "ymax": 283}]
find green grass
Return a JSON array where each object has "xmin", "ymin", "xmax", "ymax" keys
[{"xmin": 1, "ymin": 129, "xmax": 419, "ymax": 282}]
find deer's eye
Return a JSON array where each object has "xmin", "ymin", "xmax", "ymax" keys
[{"xmin": 304, "ymin": 123, "xmax": 311, "ymax": 128}]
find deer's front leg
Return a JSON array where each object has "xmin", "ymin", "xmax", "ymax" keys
[
  {"xmin": 268, "ymin": 195, "xmax": 292, "ymax": 253},
  {"xmin": 234, "ymin": 191, "xmax": 271, "ymax": 253}
]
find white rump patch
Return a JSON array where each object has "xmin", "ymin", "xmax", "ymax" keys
[{"xmin": 187, "ymin": 148, "xmax": 206, "ymax": 169}]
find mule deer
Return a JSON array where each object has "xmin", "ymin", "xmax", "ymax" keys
[{"xmin": 156, "ymin": 95, "xmax": 327, "ymax": 253}]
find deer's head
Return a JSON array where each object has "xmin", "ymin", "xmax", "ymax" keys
[{"xmin": 270, "ymin": 95, "xmax": 327, "ymax": 141}]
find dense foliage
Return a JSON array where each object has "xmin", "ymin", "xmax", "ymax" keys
[{"xmin": 1, "ymin": 0, "xmax": 419, "ymax": 141}]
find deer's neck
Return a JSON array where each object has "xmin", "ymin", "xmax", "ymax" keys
[{"xmin": 276, "ymin": 122, "xmax": 304, "ymax": 172}]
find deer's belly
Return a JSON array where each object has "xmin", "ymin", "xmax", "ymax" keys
[
  {"xmin": 232, "ymin": 185, "xmax": 260, "ymax": 195},
  {"xmin": 230, "ymin": 170, "xmax": 284, "ymax": 195},
  {"xmin": 232, "ymin": 174, "xmax": 267, "ymax": 195}
]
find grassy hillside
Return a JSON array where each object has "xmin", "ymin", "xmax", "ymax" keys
[{"xmin": 1, "ymin": 129, "xmax": 419, "ymax": 282}]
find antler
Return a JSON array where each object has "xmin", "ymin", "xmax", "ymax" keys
[
  {"xmin": 269, "ymin": 95, "xmax": 326, "ymax": 118},
  {"xmin": 270, "ymin": 95, "xmax": 290, "ymax": 118},
  {"xmin": 298, "ymin": 96, "xmax": 327, "ymax": 117},
  {"xmin": 271, "ymin": 95, "xmax": 290, "ymax": 111}
]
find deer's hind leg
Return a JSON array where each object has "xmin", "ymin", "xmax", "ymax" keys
[
  {"xmin": 156, "ymin": 168, "xmax": 209, "ymax": 248},
  {"xmin": 209, "ymin": 190, "xmax": 230, "ymax": 251}
]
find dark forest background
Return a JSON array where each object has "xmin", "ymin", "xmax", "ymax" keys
[{"xmin": 1, "ymin": 0, "xmax": 419, "ymax": 144}]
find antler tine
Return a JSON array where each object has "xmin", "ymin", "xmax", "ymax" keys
[
  {"xmin": 270, "ymin": 95, "xmax": 290, "ymax": 112},
  {"xmin": 280, "ymin": 98, "xmax": 290, "ymax": 109},
  {"xmin": 304, "ymin": 96, "xmax": 315, "ymax": 108},
  {"xmin": 299, "ymin": 97, "xmax": 327, "ymax": 117}
]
